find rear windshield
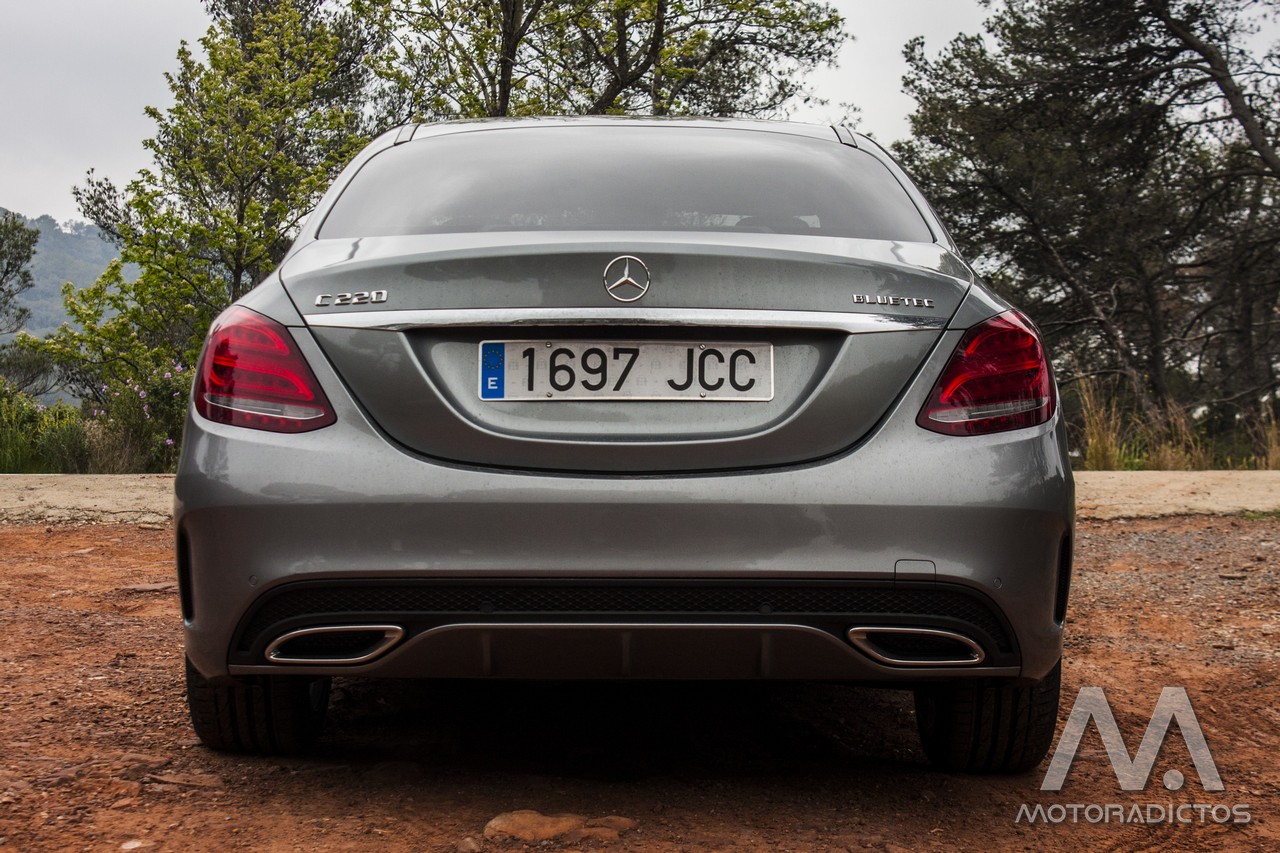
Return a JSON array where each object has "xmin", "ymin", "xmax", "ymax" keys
[{"xmin": 319, "ymin": 125, "xmax": 934, "ymax": 242}]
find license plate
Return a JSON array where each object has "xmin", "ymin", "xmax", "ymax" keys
[{"xmin": 479, "ymin": 340, "xmax": 774, "ymax": 401}]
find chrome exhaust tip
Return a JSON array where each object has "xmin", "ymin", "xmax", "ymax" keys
[
  {"xmin": 265, "ymin": 625, "xmax": 405, "ymax": 665},
  {"xmin": 846, "ymin": 626, "xmax": 985, "ymax": 667}
]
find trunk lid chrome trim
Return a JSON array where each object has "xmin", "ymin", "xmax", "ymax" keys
[{"xmin": 304, "ymin": 306, "xmax": 945, "ymax": 334}]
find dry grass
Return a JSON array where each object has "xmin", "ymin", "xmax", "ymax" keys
[
  {"xmin": 1248, "ymin": 406, "xmax": 1280, "ymax": 470},
  {"xmin": 1076, "ymin": 379, "xmax": 1137, "ymax": 470},
  {"xmin": 83, "ymin": 419, "xmax": 150, "ymax": 474},
  {"xmin": 1074, "ymin": 379, "xmax": 1224, "ymax": 471},
  {"xmin": 1143, "ymin": 405, "xmax": 1212, "ymax": 471}
]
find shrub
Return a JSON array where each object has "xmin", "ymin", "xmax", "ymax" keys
[
  {"xmin": 0, "ymin": 363, "xmax": 189, "ymax": 474},
  {"xmin": 85, "ymin": 362, "xmax": 188, "ymax": 473},
  {"xmin": 0, "ymin": 381, "xmax": 91, "ymax": 473}
]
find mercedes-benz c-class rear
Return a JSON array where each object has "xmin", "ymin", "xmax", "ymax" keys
[{"xmin": 176, "ymin": 118, "xmax": 1072, "ymax": 772}]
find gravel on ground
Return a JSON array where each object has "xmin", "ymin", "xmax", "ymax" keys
[{"xmin": 0, "ymin": 476, "xmax": 1277, "ymax": 851}]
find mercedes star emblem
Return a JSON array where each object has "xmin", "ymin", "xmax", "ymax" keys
[{"xmin": 603, "ymin": 255, "xmax": 651, "ymax": 303}]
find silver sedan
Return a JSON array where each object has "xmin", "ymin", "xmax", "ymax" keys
[{"xmin": 176, "ymin": 118, "xmax": 1073, "ymax": 773}]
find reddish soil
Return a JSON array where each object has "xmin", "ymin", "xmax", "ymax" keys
[{"xmin": 0, "ymin": 517, "xmax": 1277, "ymax": 852}]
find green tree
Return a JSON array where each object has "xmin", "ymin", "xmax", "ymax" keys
[
  {"xmin": 551, "ymin": 0, "xmax": 847, "ymax": 116},
  {"xmin": 355, "ymin": 0, "xmax": 846, "ymax": 120},
  {"xmin": 0, "ymin": 212, "xmax": 56, "ymax": 396},
  {"xmin": 44, "ymin": 0, "xmax": 368, "ymax": 400},
  {"xmin": 983, "ymin": 1, "xmax": 1280, "ymax": 178},
  {"xmin": 896, "ymin": 0, "xmax": 1280, "ymax": 451},
  {"xmin": 203, "ymin": 0, "xmax": 380, "ymax": 112},
  {"xmin": 0, "ymin": 211, "xmax": 38, "ymax": 336}
]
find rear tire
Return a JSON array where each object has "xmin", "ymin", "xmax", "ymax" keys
[
  {"xmin": 185, "ymin": 656, "xmax": 330, "ymax": 754},
  {"xmin": 913, "ymin": 660, "xmax": 1061, "ymax": 774}
]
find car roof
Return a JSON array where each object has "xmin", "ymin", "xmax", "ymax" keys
[{"xmin": 402, "ymin": 115, "xmax": 845, "ymax": 144}]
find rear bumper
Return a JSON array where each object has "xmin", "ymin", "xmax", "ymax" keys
[
  {"xmin": 176, "ymin": 397, "xmax": 1073, "ymax": 686},
  {"xmin": 229, "ymin": 622, "xmax": 1021, "ymax": 682},
  {"xmin": 222, "ymin": 577, "xmax": 1021, "ymax": 680}
]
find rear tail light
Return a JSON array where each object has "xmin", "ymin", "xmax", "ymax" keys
[
  {"xmin": 194, "ymin": 306, "xmax": 336, "ymax": 433},
  {"xmin": 917, "ymin": 310, "xmax": 1055, "ymax": 436}
]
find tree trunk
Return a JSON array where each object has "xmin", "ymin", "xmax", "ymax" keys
[{"xmin": 1153, "ymin": 5, "xmax": 1280, "ymax": 180}]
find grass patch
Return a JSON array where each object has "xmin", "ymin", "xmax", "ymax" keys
[
  {"xmin": 1070, "ymin": 379, "xmax": 1277, "ymax": 471},
  {"xmin": 1241, "ymin": 509, "xmax": 1280, "ymax": 521}
]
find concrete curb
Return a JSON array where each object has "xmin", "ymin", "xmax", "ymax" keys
[
  {"xmin": 0, "ymin": 475, "xmax": 174, "ymax": 525},
  {"xmin": 1071, "ymin": 470, "xmax": 1280, "ymax": 519},
  {"xmin": 2, "ymin": 471, "xmax": 1279, "ymax": 525}
]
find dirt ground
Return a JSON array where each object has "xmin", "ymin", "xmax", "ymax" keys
[{"xmin": 1, "ymin": 486, "xmax": 1278, "ymax": 851}]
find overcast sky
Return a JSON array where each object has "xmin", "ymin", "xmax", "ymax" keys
[{"xmin": 0, "ymin": 1, "xmax": 1008, "ymax": 223}]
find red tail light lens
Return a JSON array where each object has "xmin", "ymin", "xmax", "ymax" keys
[
  {"xmin": 917, "ymin": 310, "xmax": 1055, "ymax": 436},
  {"xmin": 194, "ymin": 306, "xmax": 336, "ymax": 433}
]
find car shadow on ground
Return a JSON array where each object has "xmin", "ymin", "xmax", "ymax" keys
[{"xmin": 317, "ymin": 678, "xmax": 928, "ymax": 782}]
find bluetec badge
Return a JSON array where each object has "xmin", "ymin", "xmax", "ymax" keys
[{"xmin": 480, "ymin": 342, "xmax": 505, "ymax": 399}]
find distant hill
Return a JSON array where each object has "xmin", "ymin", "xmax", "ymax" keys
[{"xmin": 0, "ymin": 208, "xmax": 137, "ymax": 336}]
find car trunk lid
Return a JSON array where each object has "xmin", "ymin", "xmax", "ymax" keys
[{"xmin": 284, "ymin": 233, "xmax": 969, "ymax": 473}]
